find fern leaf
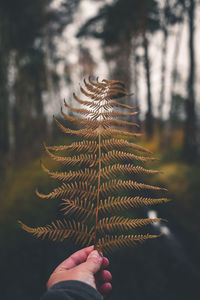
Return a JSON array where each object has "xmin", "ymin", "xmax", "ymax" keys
[
  {"xmin": 20, "ymin": 77, "xmax": 168, "ymax": 255},
  {"xmin": 61, "ymin": 198, "xmax": 95, "ymax": 221},
  {"xmin": 18, "ymin": 220, "xmax": 93, "ymax": 246},
  {"xmin": 98, "ymin": 233, "xmax": 163, "ymax": 254},
  {"xmin": 102, "ymin": 139, "xmax": 151, "ymax": 153},
  {"xmin": 54, "ymin": 118, "xmax": 98, "ymax": 139},
  {"xmin": 101, "ymin": 128, "xmax": 141, "ymax": 138},
  {"xmin": 80, "ymin": 83, "xmax": 131, "ymax": 101},
  {"xmin": 36, "ymin": 181, "xmax": 97, "ymax": 201},
  {"xmin": 80, "ymin": 86, "xmax": 105, "ymax": 101},
  {"xmin": 97, "ymin": 216, "xmax": 166, "ymax": 234},
  {"xmin": 47, "ymin": 140, "xmax": 98, "ymax": 154},
  {"xmin": 101, "ymin": 164, "xmax": 160, "ymax": 180},
  {"xmin": 99, "ymin": 196, "xmax": 169, "ymax": 214},
  {"xmin": 45, "ymin": 146, "xmax": 97, "ymax": 168},
  {"xmin": 74, "ymin": 92, "xmax": 136, "ymax": 111},
  {"xmin": 41, "ymin": 163, "xmax": 97, "ymax": 183},
  {"xmin": 102, "ymin": 119, "xmax": 139, "ymax": 128},
  {"xmin": 64, "ymin": 100, "xmax": 95, "ymax": 116},
  {"xmin": 88, "ymin": 77, "xmax": 107, "ymax": 88},
  {"xmin": 88, "ymin": 77, "xmax": 126, "ymax": 90},
  {"xmin": 61, "ymin": 109, "xmax": 99, "ymax": 130},
  {"xmin": 102, "ymin": 78, "xmax": 126, "ymax": 88},
  {"xmin": 100, "ymin": 180, "xmax": 167, "ymax": 198},
  {"xmin": 99, "ymin": 111, "xmax": 138, "ymax": 118},
  {"xmin": 102, "ymin": 150, "xmax": 156, "ymax": 165}
]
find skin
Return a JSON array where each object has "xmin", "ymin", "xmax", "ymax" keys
[{"xmin": 47, "ymin": 246, "xmax": 112, "ymax": 296}]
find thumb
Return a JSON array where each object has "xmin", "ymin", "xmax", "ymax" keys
[{"xmin": 84, "ymin": 250, "xmax": 103, "ymax": 274}]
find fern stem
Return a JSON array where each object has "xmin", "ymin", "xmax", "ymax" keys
[{"xmin": 94, "ymin": 132, "xmax": 101, "ymax": 249}]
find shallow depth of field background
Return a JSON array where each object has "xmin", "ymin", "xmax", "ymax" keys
[{"xmin": 0, "ymin": 1, "xmax": 200, "ymax": 299}]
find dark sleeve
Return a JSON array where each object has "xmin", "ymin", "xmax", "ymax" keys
[{"xmin": 40, "ymin": 280, "xmax": 102, "ymax": 300}]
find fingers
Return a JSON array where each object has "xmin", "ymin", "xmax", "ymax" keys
[
  {"xmin": 101, "ymin": 257, "xmax": 109, "ymax": 269},
  {"xmin": 82, "ymin": 250, "xmax": 103, "ymax": 274},
  {"xmin": 97, "ymin": 270, "xmax": 112, "ymax": 282},
  {"xmin": 96, "ymin": 270, "xmax": 112, "ymax": 295},
  {"xmin": 55, "ymin": 246, "xmax": 94, "ymax": 271},
  {"xmin": 98, "ymin": 282, "xmax": 112, "ymax": 295}
]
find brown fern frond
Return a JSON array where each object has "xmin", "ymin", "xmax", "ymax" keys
[
  {"xmin": 102, "ymin": 78, "xmax": 126, "ymax": 87},
  {"xmin": 64, "ymin": 100, "xmax": 94, "ymax": 116},
  {"xmin": 102, "ymin": 119, "xmax": 139, "ymax": 128},
  {"xmin": 61, "ymin": 108, "xmax": 106, "ymax": 130},
  {"xmin": 61, "ymin": 198, "xmax": 95, "ymax": 221},
  {"xmin": 36, "ymin": 181, "xmax": 97, "ymax": 201},
  {"xmin": 55, "ymin": 117, "xmax": 141, "ymax": 139},
  {"xmin": 98, "ymin": 233, "xmax": 163, "ymax": 254},
  {"xmin": 100, "ymin": 180, "xmax": 167, "ymax": 198},
  {"xmin": 86, "ymin": 77, "xmax": 127, "ymax": 93},
  {"xmin": 101, "ymin": 164, "xmax": 160, "ymax": 180},
  {"xmin": 102, "ymin": 139, "xmax": 151, "ymax": 153},
  {"xmin": 45, "ymin": 146, "xmax": 97, "ymax": 168},
  {"xmin": 102, "ymin": 151, "xmax": 156, "ymax": 165},
  {"xmin": 47, "ymin": 140, "xmax": 98, "ymax": 154},
  {"xmin": 80, "ymin": 81, "xmax": 131, "ymax": 101},
  {"xmin": 61, "ymin": 108, "xmax": 99, "ymax": 129},
  {"xmin": 80, "ymin": 86, "xmax": 105, "ymax": 101},
  {"xmin": 88, "ymin": 77, "xmax": 126, "ymax": 90},
  {"xmin": 60, "ymin": 113, "xmax": 139, "ymax": 130},
  {"xmin": 88, "ymin": 77, "xmax": 107, "ymax": 88},
  {"xmin": 41, "ymin": 163, "xmax": 97, "ymax": 184},
  {"xmin": 53, "ymin": 118, "xmax": 98, "ymax": 139},
  {"xmin": 97, "ymin": 216, "xmax": 166, "ymax": 234},
  {"xmin": 74, "ymin": 94, "xmax": 136, "ymax": 112},
  {"xmin": 88, "ymin": 77, "xmax": 131, "ymax": 98},
  {"xmin": 99, "ymin": 196, "xmax": 169, "ymax": 214},
  {"xmin": 65, "ymin": 101, "xmax": 137, "ymax": 119},
  {"xmin": 101, "ymin": 128, "xmax": 141, "ymax": 138},
  {"xmin": 20, "ymin": 77, "xmax": 168, "ymax": 256},
  {"xmin": 18, "ymin": 220, "xmax": 93, "ymax": 246},
  {"xmin": 99, "ymin": 111, "xmax": 138, "ymax": 118}
]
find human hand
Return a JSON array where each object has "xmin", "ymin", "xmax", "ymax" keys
[{"xmin": 47, "ymin": 246, "xmax": 112, "ymax": 296}]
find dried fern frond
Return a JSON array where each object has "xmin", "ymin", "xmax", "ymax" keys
[
  {"xmin": 101, "ymin": 164, "xmax": 160, "ymax": 180},
  {"xmin": 18, "ymin": 220, "xmax": 93, "ymax": 246},
  {"xmin": 41, "ymin": 163, "xmax": 97, "ymax": 184},
  {"xmin": 47, "ymin": 140, "xmax": 98, "ymax": 153},
  {"xmin": 19, "ymin": 77, "xmax": 168, "ymax": 255},
  {"xmin": 97, "ymin": 216, "xmax": 166, "ymax": 234},
  {"xmin": 98, "ymin": 196, "xmax": 169, "ymax": 215},
  {"xmin": 101, "ymin": 139, "xmax": 151, "ymax": 153},
  {"xmin": 98, "ymin": 233, "xmax": 163, "ymax": 255},
  {"xmin": 61, "ymin": 198, "xmax": 94, "ymax": 222}
]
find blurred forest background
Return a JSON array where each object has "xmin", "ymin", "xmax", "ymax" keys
[{"xmin": 0, "ymin": 0, "xmax": 200, "ymax": 299}]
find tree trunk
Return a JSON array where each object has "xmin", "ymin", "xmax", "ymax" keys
[
  {"xmin": 132, "ymin": 39, "xmax": 140, "ymax": 126},
  {"xmin": 0, "ymin": 17, "xmax": 9, "ymax": 176},
  {"xmin": 169, "ymin": 22, "xmax": 184, "ymax": 118},
  {"xmin": 158, "ymin": 27, "xmax": 168, "ymax": 120},
  {"xmin": 0, "ymin": 57, "xmax": 9, "ymax": 162},
  {"xmin": 140, "ymin": 0, "xmax": 153, "ymax": 138},
  {"xmin": 183, "ymin": 0, "xmax": 197, "ymax": 163},
  {"xmin": 143, "ymin": 33, "xmax": 153, "ymax": 138},
  {"xmin": 163, "ymin": 22, "xmax": 184, "ymax": 148}
]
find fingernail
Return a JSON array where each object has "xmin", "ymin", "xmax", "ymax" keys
[
  {"xmin": 88, "ymin": 250, "xmax": 103, "ymax": 264},
  {"xmin": 89, "ymin": 250, "xmax": 100, "ymax": 258}
]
